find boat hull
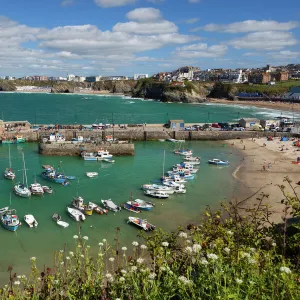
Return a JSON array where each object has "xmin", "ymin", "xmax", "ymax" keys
[
  {"xmin": 41, "ymin": 173, "xmax": 66, "ymax": 183},
  {"xmin": 0, "ymin": 223, "xmax": 19, "ymax": 231}
]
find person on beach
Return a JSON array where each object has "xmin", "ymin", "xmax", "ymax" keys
[{"xmin": 263, "ymin": 165, "xmax": 266, "ymax": 171}]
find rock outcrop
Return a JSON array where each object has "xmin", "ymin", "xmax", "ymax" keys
[
  {"xmin": 51, "ymin": 83, "xmax": 75, "ymax": 93},
  {"xmin": 0, "ymin": 80, "xmax": 16, "ymax": 91}
]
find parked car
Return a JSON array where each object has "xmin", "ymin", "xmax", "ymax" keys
[
  {"xmin": 233, "ymin": 127, "xmax": 245, "ymax": 131},
  {"xmin": 218, "ymin": 122, "xmax": 230, "ymax": 128},
  {"xmin": 212, "ymin": 123, "xmax": 221, "ymax": 128}
]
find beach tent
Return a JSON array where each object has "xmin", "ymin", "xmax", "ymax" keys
[{"xmin": 280, "ymin": 137, "xmax": 289, "ymax": 142}]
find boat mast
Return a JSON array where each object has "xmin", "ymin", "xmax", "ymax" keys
[
  {"xmin": 22, "ymin": 151, "xmax": 28, "ymax": 188},
  {"xmin": 8, "ymin": 144, "xmax": 12, "ymax": 169},
  {"xmin": 162, "ymin": 150, "xmax": 165, "ymax": 178}
]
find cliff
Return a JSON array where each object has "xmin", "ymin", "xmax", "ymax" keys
[
  {"xmin": 93, "ymin": 80, "xmax": 137, "ymax": 93},
  {"xmin": 0, "ymin": 80, "xmax": 16, "ymax": 91}
]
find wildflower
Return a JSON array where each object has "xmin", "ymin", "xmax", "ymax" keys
[
  {"xmin": 21, "ymin": 275, "xmax": 26, "ymax": 279},
  {"xmin": 86, "ymin": 245, "xmax": 90, "ymax": 249},
  {"xmin": 186, "ymin": 240, "xmax": 191, "ymax": 244},
  {"xmin": 60, "ymin": 262, "xmax": 64, "ymax": 265},
  {"xmin": 17, "ymin": 275, "xmax": 21, "ymax": 279},
  {"xmin": 77, "ymin": 244, "xmax": 82, "ymax": 248},
  {"xmin": 184, "ymin": 246, "xmax": 193, "ymax": 254},
  {"xmin": 99, "ymin": 242, "xmax": 104, "ymax": 247},
  {"xmin": 30, "ymin": 257, "xmax": 36, "ymax": 261},
  {"xmin": 248, "ymin": 258, "xmax": 256, "ymax": 264},
  {"xmin": 69, "ymin": 251, "xmax": 74, "ymax": 256},
  {"xmin": 66, "ymin": 256, "xmax": 70, "ymax": 260},
  {"xmin": 140, "ymin": 244, "xmax": 147, "ymax": 250},
  {"xmin": 224, "ymin": 247, "xmax": 230, "ymax": 254},
  {"xmin": 272, "ymin": 242, "xmax": 276, "ymax": 247},
  {"xmin": 73, "ymin": 235, "xmax": 78, "ymax": 239},
  {"xmin": 137, "ymin": 258, "xmax": 144, "ymax": 264},
  {"xmin": 80, "ymin": 254, "xmax": 84, "ymax": 258},
  {"xmin": 240, "ymin": 252, "xmax": 251, "ymax": 259},
  {"xmin": 178, "ymin": 232, "xmax": 188, "ymax": 239},
  {"xmin": 37, "ymin": 277, "xmax": 41, "ymax": 281},
  {"xmin": 200, "ymin": 258, "xmax": 208, "ymax": 265},
  {"xmin": 162, "ymin": 242, "xmax": 169, "ymax": 247},
  {"xmin": 14, "ymin": 281, "xmax": 21, "ymax": 285},
  {"xmin": 132, "ymin": 241, "xmax": 139, "ymax": 247},
  {"xmin": 160, "ymin": 266, "xmax": 167, "ymax": 272},
  {"xmin": 121, "ymin": 269, "xmax": 127, "ymax": 275},
  {"xmin": 119, "ymin": 277, "xmax": 125, "ymax": 282},
  {"xmin": 250, "ymin": 248, "xmax": 256, "ymax": 253},
  {"xmin": 207, "ymin": 253, "xmax": 218, "ymax": 260},
  {"xmin": 109, "ymin": 257, "xmax": 115, "ymax": 262},
  {"xmin": 115, "ymin": 298, "xmax": 121, "ymax": 300},
  {"xmin": 131, "ymin": 266, "xmax": 137, "ymax": 272},
  {"xmin": 236, "ymin": 278, "xmax": 243, "ymax": 284},
  {"xmin": 227, "ymin": 231, "xmax": 234, "ymax": 236},
  {"xmin": 102, "ymin": 239, "xmax": 107, "ymax": 242},
  {"xmin": 106, "ymin": 273, "xmax": 113, "ymax": 279},
  {"xmin": 83, "ymin": 236, "xmax": 88, "ymax": 241},
  {"xmin": 178, "ymin": 276, "xmax": 192, "ymax": 285},
  {"xmin": 148, "ymin": 273, "xmax": 157, "ymax": 280},
  {"xmin": 280, "ymin": 266, "xmax": 291, "ymax": 274},
  {"xmin": 54, "ymin": 280, "xmax": 59, "ymax": 284},
  {"xmin": 59, "ymin": 250, "xmax": 64, "ymax": 253},
  {"xmin": 192, "ymin": 244, "xmax": 202, "ymax": 253},
  {"xmin": 121, "ymin": 246, "xmax": 127, "ymax": 251}
]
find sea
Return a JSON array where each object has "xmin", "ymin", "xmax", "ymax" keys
[{"xmin": 0, "ymin": 92, "xmax": 296, "ymax": 284}]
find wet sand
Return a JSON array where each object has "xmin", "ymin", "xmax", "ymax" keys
[{"xmin": 228, "ymin": 137, "xmax": 300, "ymax": 223}]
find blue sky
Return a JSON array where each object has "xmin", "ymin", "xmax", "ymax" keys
[{"xmin": 0, "ymin": 0, "xmax": 299, "ymax": 77}]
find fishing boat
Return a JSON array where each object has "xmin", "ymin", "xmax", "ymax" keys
[
  {"xmin": 41, "ymin": 164, "xmax": 75, "ymax": 184},
  {"xmin": 144, "ymin": 190, "xmax": 169, "ymax": 199},
  {"xmin": 67, "ymin": 207, "xmax": 86, "ymax": 222},
  {"xmin": 0, "ymin": 209, "xmax": 20, "ymax": 231},
  {"xmin": 52, "ymin": 213, "xmax": 69, "ymax": 228},
  {"xmin": 162, "ymin": 175, "xmax": 186, "ymax": 183},
  {"xmin": 4, "ymin": 145, "xmax": 16, "ymax": 180},
  {"xmin": 208, "ymin": 159, "xmax": 229, "ymax": 166},
  {"xmin": 101, "ymin": 199, "xmax": 121, "ymax": 212},
  {"xmin": 162, "ymin": 181, "xmax": 185, "ymax": 190},
  {"xmin": 30, "ymin": 182, "xmax": 44, "ymax": 195},
  {"xmin": 24, "ymin": 214, "xmax": 38, "ymax": 228},
  {"xmin": 179, "ymin": 150, "xmax": 193, "ymax": 156},
  {"xmin": 184, "ymin": 156, "xmax": 200, "ymax": 162},
  {"xmin": 42, "ymin": 186, "xmax": 53, "ymax": 194},
  {"xmin": 72, "ymin": 197, "xmax": 93, "ymax": 215},
  {"xmin": 14, "ymin": 152, "xmax": 31, "ymax": 197},
  {"xmin": 81, "ymin": 152, "xmax": 97, "ymax": 161},
  {"xmin": 142, "ymin": 184, "xmax": 175, "ymax": 194},
  {"xmin": 96, "ymin": 149, "xmax": 113, "ymax": 160},
  {"xmin": 1, "ymin": 135, "xmax": 26, "ymax": 144},
  {"xmin": 88, "ymin": 202, "xmax": 108, "ymax": 215},
  {"xmin": 123, "ymin": 203, "xmax": 141, "ymax": 213},
  {"xmin": 86, "ymin": 172, "xmax": 98, "ymax": 178},
  {"xmin": 127, "ymin": 216, "xmax": 155, "ymax": 231},
  {"xmin": 127, "ymin": 199, "xmax": 154, "ymax": 211},
  {"xmin": 0, "ymin": 207, "xmax": 9, "ymax": 214}
]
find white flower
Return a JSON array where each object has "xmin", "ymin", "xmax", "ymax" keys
[
  {"xmin": 178, "ymin": 232, "xmax": 188, "ymax": 239},
  {"xmin": 69, "ymin": 251, "xmax": 74, "ymax": 256},
  {"xmin": 105, "ymin": 273, "xmax": 113, "ymax": 279},
  {"xmin": 184, "ymin": 246, "xmax": 193, "ymax": 254},
  {"xmin": 21, "ymin": 275, "xmax": 26, "ymax": 279},
  {"xmin": 250, "ymin": 248, "xmax": 256, "ymax": 253},
  {"xmin": 224, "ymin": 247, "xmax": 230, "ymax": 254},
  {"xmin": 236, "ymin": 278, "xmax": 243, "ymax": 284},
  {"xmin": 37, "ymin": 277, "xmax": 41, "ymax": 281},
  {"xmin": 109, "ymin": 257, "xmax": 115, "ymax": 262},
  {"xmin": 86, "ymin": 245, "xmax": 90, "ymax": 249},
  {"xmin": 160, "ymin": 266, "xmax": 167, "ymax": 272},
  {"xmin": 14, "ymin": 281, "xmax": 21, "ymax": 285},
  {"xmin": 192, "ymin": 244, "xmax": 202, "ymax": 253},
  {"xmin": 121, "ymin": 246, "xmax": 127, "ymax": 251},
  {"xmin": 73, "ymin": 235, "xmax": 78, "ymax": 239},
  {"xmin": 102, "ymin": 239, "xmax": 107, "ymax": 242},
  {"xmin": 249, "ymin": 280, "xmax": 255, "ymax": 285},
  {"xmin": 131, "ymin": 266, "xmax": 137, "ymax": 272},
  {"xmin": 186, "ymin": 240, "xmax": 191, "ymax": 244},
  {"xmin": 272, "ymin": 242, "xmax": 276, "ymax": 247},
  {"xmin": 60, "ymin": 262, "xmax": 64, "ymax": 265},
  {"xmin": 162, "ymin": 242, "xmax": 169, "ymax": 247},
  {"xmin": 207, "ymin": 253, "xmax": 218, "ymax": 260},
  {"xmin": 66, "ymin": 256, "xmax": 70, "ymax": 260},
  {"xmin": 54, "ymin": 280, "xmax": 59, "ymax": 284},
  {"xmin": 132, "ymin": 241, "xmax": 139, "ymax": 247},
  {"xmin": 30, "ymin": 257, "xmax": 36, "ymax": 261},
  {"xmin": 80, "ymin": 254, "xmax": 84, "ymax": 258},
  {"xmin": 137, "ymin": 258, "xmax": 144, "ymax": 264},
  {"xmin": 119, "ymin": 277, "xmax": 125, "ymax": 282},
  {"xmin": 59, "ymin": 250, "xmax": 64, "ymax": 253},
  {"xmin": 227, "ymin": 231, "xmax": 234, "ymax": 236},
  {"xmin": 17, "ymin": 275, "xmax": 21, "ymax": 279},
  {"xmin": 248, "ymin": 258, "xmax": 256, "ymax": 264},
  {"xmin": 83, "ymin": 236, "xmax": 88, "ymax": 241},
  {"xmin": 148, "ymin": 273, "xmax": 157, "ymax": 280},
  {"xmin": 178, "ymin": 276, "xmax": 192, "ymax": 285},
  {"xmin": 77, "ymin": 245, "xmax": 82, "ymax": 248},
  {"xmin": 200, "ymin": 258, "xmax": 208, "ymax": 265},
  {"xmin": 121, "ymin": 269, "xmax": 127, "ymax": 275},
  {"xmin": 140, "ymin": 245, "xmax": 147, "ymax": 250},
  {"xmin": 240, "ymin": 252, "xmax": 251, "ymax": 259},
  {"xmin": 115, "ymin": 298, "xmax": 121, "ymax": 300},
  {"xmin": 280, "ymin": 266, "xmax": 291, "ymax": 274},
  {"xmin": 99, "ymin": 242, "xmax": 104, "ymax": 247}
]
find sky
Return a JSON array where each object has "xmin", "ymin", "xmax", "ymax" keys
[{"xmin": 0, "ymin": 0, "xmax": 299, "ymax": 77}]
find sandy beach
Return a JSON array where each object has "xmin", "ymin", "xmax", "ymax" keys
[
  {"xmin": 209, "ymin": 98, "xmax": 300, "ymax": 113},
  {"xmin": 229, "ymin": 136, "xmax": 300, "ymax": 223}
]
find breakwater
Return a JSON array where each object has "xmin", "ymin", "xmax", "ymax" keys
[{"xmin": 39, "ymin": 142, "xmax": 135, "ymax": 156}]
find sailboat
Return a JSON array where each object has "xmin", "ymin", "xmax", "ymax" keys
[
  {"xmin": 0, "ymin": 194, "xmax": 20, "ymax": 232},
  {"xmin": 4, "ymin": 144, "xmax": 16, "ymax": 180},
  {"xmin": 13, "ymin": 152, "xmax": 31, "ymax": 198}
]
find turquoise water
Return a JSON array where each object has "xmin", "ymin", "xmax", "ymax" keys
[
  {"xmin": 0, "ymin": 93, "xmax": 298, "ymax": 124},
  {"xmin": 0, "ymin": 141, "xmax": 242, "ymax": 283}
]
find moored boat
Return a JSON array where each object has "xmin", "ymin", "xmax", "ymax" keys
[
  {"xmin": 14, "ymin": 183, "xmax": 31, "ymax": 198},
  {"xmin": 81, "ymin": 152, "xmax": 97, "ymax": 161},
  {"xmin": 101, "ymin": 199, "xmax": 121, "ymax": 212},
  {"xmin": 88, "ymin": 202, "xmax": 108, "ymax": 214},
  {"xmin": 0, "ymin": 209, "xmax": 20, "ymax": 231},
  {"xmin": 72, "ymin": 197, "xmax": 93, "ymax": 215},
  {"xmin": 127, "ymin": 216, "xmax": 155, "ymax": 231},
  {"xmin": 1, "ymin": 135, "xmax": 26, "ymax": 144},
  {"xmin": 24, "ymin": 214, "xmax": 38, "ymax": 228},
  {"xmin": 86, "ymin": 172, "xmax": 98, "ymax": 178},
  {"xmin": 96, "ymin": 149, "xmax": 113, "ymax": 160},
  {"xmin": 4, "ymin": 168, "xmax": 16, "ymax": 180},
  {"xmin": 208, "ymin": 159, "xmax": 229, "ymax": 166},
  {"xmin": 42, "ymin": 186, "xmax": 53, "ymax": 194},
  {"xmin": 142, "ymin": 184, "xmax": 175, "ymax": 194},
  {"xmin": 129, "ymin": 199, "xmax": 154, "ymax": 211},
  {"xmin": 41, "ymin": 165, "xmax": 75, "ymax": 184},
  {"xmin": 67, "ymin": 207, "xmax": 86, "ymax": 222},
  {"xmin": 52, "ymin": 213, "xmax": 69, "ymax": 228},
  {"xmin": 0, "ymin": 207, "xmax": 9, "ymax": 214},
  {"xmin": 123, "ymin": 203, "xmax": 141, "ymax": 213},
  {"xmin": 144, "ymin": 190, "xmax": 169, "ymax": 199},
  {"xmin": 30, "ymin": 182, "xmax": 44, "ymax": 195}
]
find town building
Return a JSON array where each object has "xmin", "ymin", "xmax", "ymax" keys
[
  {"xmin": 168, "ymin": 119, "xmax": 185, "ymax": 131},
  {"xmin": 73, "ymin": 76, "xmax": 86, "ymax": 83},
  {"xmin": 134, "ymin": 74, "xmax": 149, "ymax": 80},
  {"xmin": 86, "ymin": 76, "xmax": 102, "ymax": 82},
  {"xmin": 239, "ymin": 118, "xmax": 260, "ymax": 128},
  {"xmin": 67, "ymin": 74, "xmax": 76, "ymax": 81}
]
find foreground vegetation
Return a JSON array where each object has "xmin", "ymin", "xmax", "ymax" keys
[{"xmin": 1, "ymin": 178, "xmax": 299, "ymax": 299}]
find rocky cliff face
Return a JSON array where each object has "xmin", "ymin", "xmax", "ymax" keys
[
  {"xmin": 93, "ymin": 80, "xmax": 137, "ymax": 93},
  {"xmin": 0, "ymin": 80, "xmax": 16, "ymax": 91},
  {"xmin": 51, "ymin": 83, "xmax": 75, "ymax": 93}
]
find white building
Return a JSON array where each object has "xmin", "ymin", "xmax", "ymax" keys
[
  {"xmin": 73, "ymin": 76, "xmax": 86, "ymax": 82},
  {"xmin": 134, "ymin": 74, "xmax": 149, "ymax": 80},
  {"xmin": 67, "ymin": 74, "xmax": 76, "ymax": 81}
]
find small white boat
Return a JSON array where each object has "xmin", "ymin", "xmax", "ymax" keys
[
  {"xmin": 4, "ymin": 168, "xmax": 16, "ymax": 180},
  {"xmin": 30, "ymin": 183, "xmax": 44, "ymax": 195},
  {"xmin": 174, "ymin": 187, "xmax": 187, "ymax": 194},
  {"xmin": 101, "ymin": 199, "xmax": 121, "ymax": 212},
  {"xmin": 158, "ymin": 139, "xmax": 165, "ymax": 142},
  {"xmin": 14, "ymin": 183, "xmax": 31, "ymax": 198},
  {"xmin": 97, "ymin": 150, "xmax": 113, "ymax": 160},
  {"xmin": 142, "ymin": 184, "xmax": 175, "ymax": 194},
  {"xmin": 144, "ymin": 190, "xmax": 169, "ymax": 199},
  {"xmin": 103, "ymin": 159, "xmax": 115, "ymax": 163},
  {"xmin": 127, "ymin": 216, "xmax": 155, "ymax": 231},
  {"xmin": 184, "ymin": 156, "xmax": 200, "ymax": 162},
  {"xmin": 208, "ymin": 159, "xmax": 229, "ymax": 166},
  {"xmin": 0, "ymin": 207, "xmax": 9, "ymax": 214},
  {"xmin": 67, "ymin": 207, "xmax": 86, "ymax": 222},
  {"xmin": 52, "ymin": 213, "xmax": 69, "ymax": 228},
  {"xmin": 42, "ymin": 186, "xmax": 53, "ymax": 194},
  {"xmin": 86, "ymin": 172, "xmax": 98, "ymax": 178},
  {"xmin": 24, "ymin": 214, "xmax": 38, "ymax": 228},
  {"xmin": 163, "ymin": 181, "xmax": 185, "ymax": 189}
]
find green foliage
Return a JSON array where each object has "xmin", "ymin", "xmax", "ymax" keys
[{"xmin": 1, "ymin": 181, "xmax": 300, "ymax": 299}]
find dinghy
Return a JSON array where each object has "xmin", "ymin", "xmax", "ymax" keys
[
  {"xmin": 42, "ymin": 186, "xmax": 53, "ymax": 194},
  {"xmin": 52, "ymin": 213, "xmax": 69, "ymax": 228},
  {"xmin": 67, "ymin": 207, "xmax": 86, "ymax": 222},
  {"xmin": 101, "ymin": 199, "xmax": 121, "ymax": 212},
  {"xmin": 88, "ymin": 202, "xmax": 108, "ymax": 215},
  {"xmin": 24, "ymin": 214, "xmax": 38, "ymax": 228},
  {"xmin": 208, "ymin": 159, "xmax": 229, "ymax": 166},
  {"xmin": 0, "ymin": 207, "xmax": 9, "ymax": 214},
  {"xmin": 103, "ymin": 159, "xmax": 115, "ymax": 163},
  {"xmin": 144, "ymin": 190, "xmax": 169, "ymax": 199},
  {"xmin": 86, "ymin": 172, "xmax": 98, "ymax": 178},
  {"xmin": 127, "ymin": 216, "xmax": 155, "ymax": 231}
]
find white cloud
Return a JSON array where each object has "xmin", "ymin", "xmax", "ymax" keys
[
  {"xmin": 175, "ymin": 43, "xmax": 228, "ymax": 58},
  {"xmin": 243, "ymin": 52, "xmax": 261, "ymax": 56},
  {"xmin": 269, "ymin": 50, "xmax": 300, "ymax": 60},
  {"xmin": 228, "ymin": 31, "xmax": 298, "ymax": 50},
  {"xmin": 204, "ymin": 20, "xmax": 300, "ymax": 33},
  {"xmin": 186, "ymin": 18, "xmax": 199, "ymax": 24},
  {"xmin": 126, "ymin": 8, "xmax": 162, "ymax": 22},
  {"xmin": 61, "ymin": 0, "xmax": 74, "ymax": 6},
  {"xmin": 94, "ymin": 0, "xmax": 136, "ymax": 8}
]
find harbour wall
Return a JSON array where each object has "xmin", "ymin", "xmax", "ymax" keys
[{"xmin": 39, "ymin": 142, "xmax": 135, "ymax": 156}]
